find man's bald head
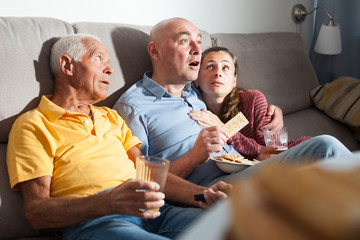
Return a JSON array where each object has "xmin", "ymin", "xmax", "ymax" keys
[{"xmin": 150, "ymin": 18, "xmax": 197, "ymax": 44}]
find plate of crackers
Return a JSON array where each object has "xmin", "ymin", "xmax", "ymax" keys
[{"xmin": 211, "ymin": 153, "xmax": 260, "ymax": 173}]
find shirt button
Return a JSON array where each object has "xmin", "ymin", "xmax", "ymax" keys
[{"xmin": 84, "ymin": 120, "xmax": 90, "ymax": 125}]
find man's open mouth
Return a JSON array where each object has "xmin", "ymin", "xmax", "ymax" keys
[{"xmin": 189, "ymin": 61, "xmax": 199, "ymax": 67}]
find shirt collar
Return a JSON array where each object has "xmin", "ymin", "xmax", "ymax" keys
[
  {"xmin": 89, "ymin": 105, "xmax": 108, "ymax": 120},
  {"xmin": 38, "ymin": 95, "xmax": 107, "ymax": 122},
  {"xmin": 190, "ymin": 82, "xmax": 204, "ymax": 101},
  {"xmin": 143, "ymin": 71, "xmax": 194, "ymax": 99},
  {"xmin": 39, "ymin": 95, "xmax": 67, "ymax": 122},
  {"xmin": 143, "ymin": 71, "xmax": 168, "ymax": 99}
]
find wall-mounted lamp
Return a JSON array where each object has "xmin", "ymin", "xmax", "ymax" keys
[{"xmin": 292, "ymin": 4, "xmax": 341, "ymax": 55}]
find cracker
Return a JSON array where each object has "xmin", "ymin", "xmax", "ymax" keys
[
  {"xmin": 222, "ymin": 153, "xmax": 244, "ymax": 161},
  {"xmin": 213, "ymin": 155, "xmax": 225, "ymax": 161},
  {"xmin": 223, "ymin": 112, "xmax": 249, "ymax": 138},
  {"xmin": 214, "ymin": 153, "xmax": 244, "ymax": 162},
  {"xmin": 213, "ymin": 153, "xmax": 258, "ymax": 166}
]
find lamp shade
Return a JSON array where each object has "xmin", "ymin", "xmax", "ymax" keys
[{"xmin": 314, "ymin": 23, "xmax": 342, "ymax": 55}]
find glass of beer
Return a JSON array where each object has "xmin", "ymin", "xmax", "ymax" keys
[
  {"xmin": 136, "ymin": 155, "xmax": 170, "ymax": 212},
  {"xmin": 263, "ymin": 127, "xmax": 288, "ymax": 154}
]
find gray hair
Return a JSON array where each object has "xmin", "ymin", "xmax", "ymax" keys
[{"xmin": 50, "ymin": 34, "xmax": 101, "ymax": 77}]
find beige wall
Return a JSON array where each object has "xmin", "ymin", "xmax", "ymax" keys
[{"xmin": 1, "ymin": 0, "xmax": 314, "ymax": 50}]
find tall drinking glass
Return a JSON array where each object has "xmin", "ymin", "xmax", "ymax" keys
[{"xmin": 136, "ymin": 155, "xmax": 170, "ymax": 212}]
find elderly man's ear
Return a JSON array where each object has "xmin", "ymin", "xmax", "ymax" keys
[{"xmin": 59, "ymin": 55, "xmax": 74, "ymax": 76}]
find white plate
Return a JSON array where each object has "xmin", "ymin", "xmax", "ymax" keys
[{"xmin": 211, "ymin": 158, "xmax": 255, "ymax": 173}]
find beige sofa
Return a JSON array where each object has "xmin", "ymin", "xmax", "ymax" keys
[{"xmin": 0, "ymin": 17, "xmax": 359, "ymax": 240}]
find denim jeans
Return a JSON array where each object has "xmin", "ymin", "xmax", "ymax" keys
[
  {"xmin": 207, "ymin": 135, "xmax": 353, "ymax": 185},
  {"xmin": 62, "ymin": 204, "xmax": 203, "ymax": 240}
]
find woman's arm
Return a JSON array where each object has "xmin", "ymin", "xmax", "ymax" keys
[
  {"xmin": 228, "ymin": 90, "xmax": 273, "ymax": 159},
  {"xmin": 188, "ymin": 109, "xmax": 224, "ymax": 128},
  {"xmin": 189, "ymin": 90, "xmax": 272, "ymax": 159},
  {"xmin": 245, "ymin": 90, "xmax": 272, "ymax": 145},
  {"xmin": 260, "ymin": 105, "xmax": 284, "ymax": 130}
]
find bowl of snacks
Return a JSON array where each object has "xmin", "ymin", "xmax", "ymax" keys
[{"xmin": 211, "ymin": 153, "xmax": 259, "ymax": 173}]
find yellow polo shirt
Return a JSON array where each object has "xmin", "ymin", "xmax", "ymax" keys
[{"xmin": 7, "ymin": 95, "xmax": 141, "ymax": 197}]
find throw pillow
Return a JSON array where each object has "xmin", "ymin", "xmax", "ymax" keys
[{"xmin": 310, "ymin": 76, "xmax": 360, "ymax": 132}]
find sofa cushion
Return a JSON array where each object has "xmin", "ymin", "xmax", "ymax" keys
[
  {"xmin": 72, "ymin": 22, "xmax": 213, "ymax": 108},
  {"xmin": 284, "ymin": 108, "xmax": 360, "ymax": 151},
  {"xmin": 310, "ymin": 76, "xmax": 360, "ymax": 132},
  {"xmin": 210, "ymin": 32, "xmax": 319, "ymax": 115},
  {"xmin": 0, "ymin": 17, "xmax": 74, "ymax": 143}
]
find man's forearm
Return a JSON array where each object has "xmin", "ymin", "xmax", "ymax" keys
[
  {"xmin": 22, "ymin": 191, "xmax": 112, "ymax": 230},
  {"xmin": 169, "ymin": 153, "xmax": 201, "ymax": 178},
  {"xmin": 164, "ymin": 173, "xmax": 207, "ymax": 207},
  {"xmin": 19, "ymin": 176, "xmax": 113, "ymax": 230}
]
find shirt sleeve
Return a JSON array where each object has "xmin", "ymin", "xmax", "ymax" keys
[
  {"xmin": 227, "ymin": 90, "xmax": 271, "ymax": 159},
  {"xmin": 6, "ymin": 115, "xmax": 54, "ymax": 190},
  {"xmin": 248, "ymin": 90, "xmax": 271, "ymax": 145},
  {"xmin": 113, "ymin": 102, "xmax": 149, "ymax": 156},
  {"xmin": 117, "ymin": 117, "xmax": 142, "ymax": 152}
]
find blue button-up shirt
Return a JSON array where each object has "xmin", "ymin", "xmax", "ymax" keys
[{"xmin": 114, "ymin": 71, "xmax": 240, "ymax": 186}]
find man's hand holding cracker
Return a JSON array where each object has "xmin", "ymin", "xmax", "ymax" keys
[
  {"xmin": 190, "ymin": 126, "xmax": 230, "ymax": 164},
  {"xmin": 170, "ymin": 126, "xmax": 230, "ymax": 178}
]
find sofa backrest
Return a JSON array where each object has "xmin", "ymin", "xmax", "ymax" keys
[
  {"xmin": 211, "ymin": 32, "xmax": 319, "ymax": 115},
  {"xmin": 0, "ymin": 17, "xmax": 74, "ymax": 144}
]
